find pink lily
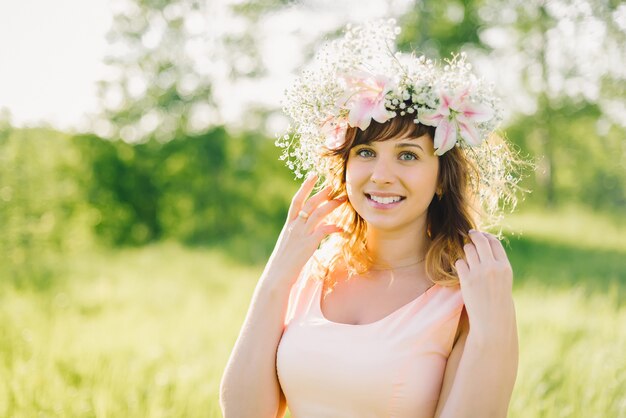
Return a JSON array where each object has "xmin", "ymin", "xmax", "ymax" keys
[
  {"xmin": 321, "ymin": 116, "xmax": 348, "ymax": 150},
  {"xmin": 418, "ymin": 87, "xmax": 494, "ymax": 155},
  {"xmin": 339, "ymin": 71, "xmax": 396, "ymax": 131}
]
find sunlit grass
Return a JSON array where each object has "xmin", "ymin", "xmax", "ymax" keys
[
  {"xmin": 0, "ymin": 207, "xmax": 624, "ymax": 417},
  {"xmin": 504, "ymin": 205, "xmax": 626, "ymax": 252},
  {"xmin": 505, "ymin": 207, "xmax": 626, "ymax": 418},
  {"xmin": 0, "ymin": 243, "xmax": 262, "ymax": 418},
  {"xmin": 511, "ymin": 287, "xmax": 625, "ymax": 418}
]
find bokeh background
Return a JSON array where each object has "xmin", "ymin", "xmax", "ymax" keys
[{"xmin": 1, "ymin": 0, "xmax": 625, "ymax": 417}]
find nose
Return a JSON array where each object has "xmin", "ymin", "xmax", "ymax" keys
[{"xmin": 370, "ymin": 156, "xmax": 395, "ymax": 184}]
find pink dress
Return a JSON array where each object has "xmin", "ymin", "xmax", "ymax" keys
[{"xmin": 276, "ymin": 258, "xmax": 465, "ymax": 418}]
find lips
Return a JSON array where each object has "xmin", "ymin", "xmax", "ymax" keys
[
  {"xmin": 365, "ymin": 192, "xmax": 405, "ymax": 198},
  {"xmin": 365, "ymin": 193, "xmax": 406, "ymax": 201}
]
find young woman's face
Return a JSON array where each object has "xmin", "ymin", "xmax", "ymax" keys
[{"xmin": 345, "ymin": 133, "xmax": 440, "ymax": 233}]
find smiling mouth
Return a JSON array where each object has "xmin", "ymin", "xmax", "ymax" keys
[{"xmin": 365, "ymin": 194, "xmax": 406, "ymax": 204}]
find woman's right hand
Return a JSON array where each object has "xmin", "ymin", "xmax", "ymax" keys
[{"xmin": 267, "ymin": 174, "xmax": 346, "ymax": 278}]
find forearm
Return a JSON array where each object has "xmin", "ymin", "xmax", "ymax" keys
[
  {"xmin": 220, "ymin": 263, "xmax": 302, "ymax": 417},
  {"xmin": 440, "ymin": 308, "xmax": 519, "ymax": 418}
]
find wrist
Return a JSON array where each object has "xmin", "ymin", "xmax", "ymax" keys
[
  {"xmin": 260, "ymin": 259, "xmax": 307, "ymax": 290},
  {"xmin": 467, "ymin": 317, "xmax": 516, "ymax": 349}
]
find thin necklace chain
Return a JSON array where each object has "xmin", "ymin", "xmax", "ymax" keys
[{"xmin": 369, "ymin": 257, "xmax": 426, "ymax": 271}]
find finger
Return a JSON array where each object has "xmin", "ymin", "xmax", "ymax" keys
[
  {"xmin": 468, "ymin": 229, "xmax": 494, "ymax": 263},
  {"xmin": 483, "ymin": 233, "xmax": 507, "ymax": 262},
  {"xmin": 463, "ymin": 243, "xmax": 479, "ymax": 268},
  {"xmin": 305, "ymin": 198, "xmax": 347, "ymax": 231},
  {"xmin": 313, "ymin": 224, "xmax": 345, "ymax": 241},
  {"xmin": 301, "ymin": 185, "xmax": 333, "ymax": 214},
  {"xmin": 455, "ymin": 258, "xmax": 470, "ymax": 281},
  {"xmin": 288, "ymin": 174, "xmax": 319, "ymax": 220}
]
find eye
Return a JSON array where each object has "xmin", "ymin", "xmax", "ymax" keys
[
  {"xmin": 399, "ymin": 151, "xmax": 419, "ymax": 161},
  {"xmin": 355, "ymin": 148, "xmax": 375, "ymax": 158}
]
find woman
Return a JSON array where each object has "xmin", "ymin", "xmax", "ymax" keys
[{"xmin": 221, "ymin": 20, "xmax": 521, "ymax": 418}]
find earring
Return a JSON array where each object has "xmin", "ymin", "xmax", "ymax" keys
[{"xmin": 436, "ymin": 188, "xmax": 443, "ymax": 200}]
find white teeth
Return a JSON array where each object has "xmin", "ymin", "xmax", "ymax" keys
[{"xmin": 369, "ymin": 195, "xmax": 402, "ymax": 204}]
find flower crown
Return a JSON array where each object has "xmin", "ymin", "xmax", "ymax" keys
[{"xmin": 276, "ymin": 19, "xmax": 523, "ymax": 227}]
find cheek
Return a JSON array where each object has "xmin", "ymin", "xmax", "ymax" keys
[
  {"xmin": 345, "ymin": 160, "xmax": 364, "ymax": 200},
  {"xmin": 344, "ymin": 171, "xmax": 357, "ymax": 200},
  {"xmin": 344, "ymin": 159, "xmax": 359, "ymax": 186},
  {"xmin": 427, "ymin": 170, "xmax": 439, "ymax": 191},
  {"xmin": 414, "ymin": 163, "xmax": 439, "ymax": 195}
]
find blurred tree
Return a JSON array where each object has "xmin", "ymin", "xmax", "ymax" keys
[
  {"xmin": 89, "ymin": 0, "xmax": 297, "ymax": 254},
  {"xmin": 73, "ymin": 127, "xmax": 295, "ymax": 258},
  {"xmin": 506, "ymin": 103, "xmax": 626, "ymax": 209},
  {"xmin": 73, "ymin": 135, "xmax": 163, "ymax": 245},
  {"xmin": 96, "ymin": 0, "xmax": 292, "ymax": 141},
  {"xmin": 0, "ymin": 126, "xmax": 93, "ymax": 288},
  {"xmin": 97, "ymin": 0, "xmax": 215, "ymax": 142},
  {"xmin": 476, "ymin": 0, "xmax": 626, "ymax": 205},
  {"xmin": 396, "ymin": 0, "xmax": 485, "ymax": 55}
]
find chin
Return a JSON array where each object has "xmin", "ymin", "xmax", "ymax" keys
[{"xmin": 358, "ymin": 214, "xmax": 408, "ymax": 231}]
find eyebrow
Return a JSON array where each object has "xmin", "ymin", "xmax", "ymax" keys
[
  {"xmin": 394, "ymin": 142, "xmax": 424, "ymax": 151},
  {"xmin": 361, "ymin": 139, "xmax": 425, "ymax": 151}
]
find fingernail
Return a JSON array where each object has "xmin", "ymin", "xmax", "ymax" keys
[{"xmin": 468, "ymin": 229, "xmax": 477, "ymax": 234}]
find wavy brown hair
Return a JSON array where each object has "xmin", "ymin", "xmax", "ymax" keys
[{"xmin": 310, "ymin": 112, "xmax": 481, "ymax": 289}]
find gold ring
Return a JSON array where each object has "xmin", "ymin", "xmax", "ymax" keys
[{"xmin": 298, "ymin": 210, "xmax": 310, "ymax": 220}]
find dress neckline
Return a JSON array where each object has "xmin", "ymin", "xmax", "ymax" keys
[{"xmin": 315, "ymin": 279, "xmax": 438, "ymax": 327}]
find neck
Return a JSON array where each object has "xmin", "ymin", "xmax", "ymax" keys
[
  {"xmin": 365, "ymin": 223, "xmax": 430, "ymax": 269},
  {"xmin": 369, "ymin": 257, "xmax": 425, "ymax": 271}
]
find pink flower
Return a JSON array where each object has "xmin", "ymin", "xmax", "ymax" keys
[
  {"xmin": 418, "ymin": 87, "xmax": 494, "ymax": 155},
  {"xmin": 321, "ymin": 116, "xmax": 348, "ymax": 150},
  {"xmin": 339, "ymin": 71, "xmax": 396, "ymax": 131}
]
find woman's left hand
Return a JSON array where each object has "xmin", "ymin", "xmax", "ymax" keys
[{"xmin": 455, "ymin": 230, "xmax": 516, "ymax": 340}]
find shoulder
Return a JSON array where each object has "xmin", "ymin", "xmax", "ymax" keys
[{"xmin": 431, "ymin": 282, "xmax": 465, "ymax": 320}]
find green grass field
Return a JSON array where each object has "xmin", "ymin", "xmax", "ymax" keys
[{"xmin": 0, "ymin": 208, "xmax": 624, "ymax": 417}]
